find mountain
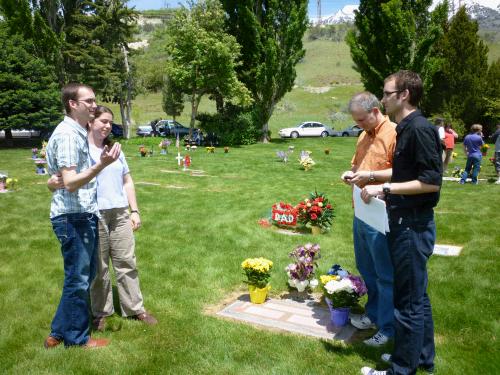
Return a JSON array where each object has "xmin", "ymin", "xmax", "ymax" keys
[
  {"xmin": 309, "ymin": 5, "xmax": 357, "ymax": 25},
  {"xmin": 468, "ymin": 3, "xmax": 500, "ymax": 30},
  {"xmin": 310, "ymin": 1, "xmax": 500, "ymax": 26}
]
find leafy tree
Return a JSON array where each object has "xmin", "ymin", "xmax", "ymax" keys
[
  {"xmin": 426, "ymin": 6, "xmax": 489, "ymax": 128},
  {"xmin": 221, "ymin": 0, "xmax": 309, "ymax": 142},
  {"xmin": 0, "ymin": 25, "xmax": 61, "ymax": 141},
  {"xmin": 163, "ymin": 0, "xmax": 251, "ymax": 132},
  {"xmin": 346, "ymin": 0, "xmax": 447, "ymax": 99}
]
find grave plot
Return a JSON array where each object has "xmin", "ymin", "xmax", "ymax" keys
[{"xmin": 217, "ymin": 294, "xmax": 356, "ymax": 342}]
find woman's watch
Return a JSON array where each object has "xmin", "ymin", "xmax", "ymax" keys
[
  {"xmin": 382, "ymin": 183, "xmax": 391, "ymax": 195},
  {"xmin": 130, "ymin": 209, "xmax": 140, "ymax": 214}
]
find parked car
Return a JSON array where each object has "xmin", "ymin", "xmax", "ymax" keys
[
  {"xmin": 278, "ymin": 122, "xmax": 335, "ymax": 138},
  {"xmin": 334, "ymin": 125, "xmax": 363, "ymax": 137},
  {"xmin": 111, "ymin": 123, "xmax": 124, "ymax": 138},
  {"xmin": 157, "ymin": 120, "xmax": 196, "ymax": 138},
  {"xmin": 0, "ymin": 129, "xmax": 41, "ymax": 139},
  {"xmin": 136, "ymin": 125, "xmax": 154, "ymax": 137}
]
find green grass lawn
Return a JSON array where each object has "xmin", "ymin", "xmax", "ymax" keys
[{"xmin": 0, "ymin": 138, "xmax": 499, "ymax": 374}]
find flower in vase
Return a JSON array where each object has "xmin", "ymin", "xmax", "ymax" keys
[
  {"xmin": 242, "ymin": 257, "xmax": 273, "ymax": 288},
  {"xmin": 320, "ymin": 264, "xmax": 367, "ymax": 308},
  {"xmin": 285, "ymin": 243, "xmax": 321, "ymax": 292}
]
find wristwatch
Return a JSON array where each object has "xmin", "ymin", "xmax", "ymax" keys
[
  {"xmin": 369, "ymin": 171, "xmax": 375, "ymax": 182},
  {"xmin": 130, "ymin": 210, "xmax": 140, "ymax": 214},
  {"xmin": 382, "ymin": 183, "xmax": 391, "ymax": 195}
]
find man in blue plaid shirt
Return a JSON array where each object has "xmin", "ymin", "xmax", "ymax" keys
[{"xmin": 44, "ymin": 83, "xmax": 121, "ymax": 349}]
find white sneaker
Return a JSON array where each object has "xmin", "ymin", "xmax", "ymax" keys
[
  {"xmin": 381, "ymin": 353, "xmax": 392, "ymax": 363},
  {"xmin": 350, "ymin": 314, "xmax": 376, "ymax": 330},
  {"xmin": 495, "ymin": 179, "xmax": 500, "ymax": 185},
  {"xmin": 360, "ymin": 367, "xmax": 387, "ymax": 375},
  {"xmin": 363, "ymin": 331, "xmax": 389, "ymax": 347}
]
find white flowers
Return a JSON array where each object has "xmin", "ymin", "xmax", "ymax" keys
[
  {"xmin": 288, "ymin": 278, "xmax": 319, "ymax": 292},
  {"xmin": 309, "ymin": 278, "xmax": 319, "ymax": 288},
  {"xmin": 324, "ymin": 278, "xmax": 353, "ymax": 295}
]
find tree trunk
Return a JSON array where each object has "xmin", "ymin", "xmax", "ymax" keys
[
  {"xmin": 119, "ymin": 95, "xmax": 129, "ymax": 139},
  {"xmin": 190, "ymin": 91, "xmax": 201, "ymax": 138},
  {"xmin": 261, "ymin": 122, "xmax": 270, "ymax": 143},
  {"xmin": 214, "ymin": 92, "xmax": 224, "ymax": 113},
  {"xmin": 260, "ymin": 102, "xmax": 275, "ymax": 143},
  {"xmin": 122, "ymin": 45, "xmax": 132, "ymax": 139}
]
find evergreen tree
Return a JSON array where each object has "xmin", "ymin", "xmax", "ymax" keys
[
  {"xmin": 221, "ymin": 0, "xmax": 308, "ymax": 142},
  {"xmin": 0, "ymin": 0, "xmax": 62, "ymax": 79},
  {"xmin": 346, "ymin": 0, "xmax": 447, "ymax": 99},
  {"xmin": 162, "ymin": 76, "xmax": 184, "ymax": 121},
  {"xmin": 0, "ymin": 25, "xmax": 61, "ymax": 141},
  {"xmin": 483, "ymin": 59, "xmax": 500, "ymax": 131},
  {"xmin": 427, "ymin": 6, "xmax": 489, "ymax": 127}
]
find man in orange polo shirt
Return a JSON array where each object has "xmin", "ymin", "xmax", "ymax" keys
[{"xmin": 341, "ymin": 92, "xmax": 396, "ymax": 346}]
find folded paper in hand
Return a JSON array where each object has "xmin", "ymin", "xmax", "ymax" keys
[{"xmin": 353, "ymin": 185, "xmax": 390, "ymax": 235}]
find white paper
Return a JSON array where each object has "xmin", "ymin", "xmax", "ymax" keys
[{"xmin": 353, "ymin": 185, "xmax": 390, "ymax": 234}]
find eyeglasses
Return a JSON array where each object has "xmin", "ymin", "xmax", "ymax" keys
[
  {"xmin": 382, "ymin": 90, "xmax": 403, "ymax": 97},
  {"xmin": 77, "ymin": 98, "xmax": 97, "ymax": 105}
]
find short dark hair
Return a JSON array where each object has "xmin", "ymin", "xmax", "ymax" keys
[
  {"xmin": 385, "ymin": 70, "xmax": 423, "ymax": 107},
  {"xmin": 61, "ymin": 83, "xmax": 93, "ymax": 114}
]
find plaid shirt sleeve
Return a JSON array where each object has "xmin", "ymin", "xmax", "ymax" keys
[{"xmin": 54, "ymin": 133, "xmax": 80, "ymax": 170}]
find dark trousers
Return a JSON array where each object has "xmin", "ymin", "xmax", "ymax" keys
[{"xmin": 387, "ymin": 209, "xmax": 436, "ymax": 375}]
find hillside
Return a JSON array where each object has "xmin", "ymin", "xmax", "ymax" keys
[{"xmin": 123, "ymin": 18, "xmax": 499, "ymax": 135}]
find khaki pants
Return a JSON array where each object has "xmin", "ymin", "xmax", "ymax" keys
[
  {"xmin": 90, "ymin": 207, "xmax": 145, "ymax": 317},
  {"xmin": 443, "ymin": 148, "xmax": 454, "ymax": 172}
]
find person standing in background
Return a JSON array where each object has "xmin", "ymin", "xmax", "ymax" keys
[
  {"xmin": 443, "ymin": 122, "xmax": 458, "ymax": 173},
  {"xmin": 459, "ymin": 124, "xmax": 484, "ymax": 185},
  {"xmin": 491, "ymin": 123, "xmax": 500, "ymax": 184}
]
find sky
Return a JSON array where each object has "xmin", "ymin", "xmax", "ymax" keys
[
  {"xmin": 126, "ymin": 0, "xmax": 499, "ymax": 15},
  {"xmin": 127, "ymin": 1, "xmax": 360, "ymax": 16}
]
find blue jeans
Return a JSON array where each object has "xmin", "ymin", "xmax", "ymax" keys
[
  {"xmin": 353, "ymin": 217, "xmax": 394, "ymax": 337},
  {"xmin": 387, "ymin": 209, "xmax": 435, "ymax": 375},
  {"xmin": 461, "ymin": 155, "xmax": 482, "ymax": 183},
  {"xmin": 50, "ymin": 213, "xmax": 99, "ymax": 346}
]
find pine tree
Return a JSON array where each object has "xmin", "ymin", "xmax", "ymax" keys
[
  {"xmin": 427, "ymin": 6, "xmax": 489, "ymax": 127},
  {"xmin": 346, "ymin": 0, "xmax": 447, "ymax": 98},
  {"xmin": 0, "ymin": 25, "xmax": 61, "ymax": 142},
  {"xmin": 483, "ymin": 59, "xmax": 500, "ymax": 132},
  {"xmin": 221, "ymin": 0, "xmax": 308, "ymax": 142},
  {"xmin": 162, "ymin": 76, "xmax": 184, "ymax": 121}
]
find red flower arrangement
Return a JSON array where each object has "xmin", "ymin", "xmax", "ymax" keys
[
  {"xmin": 271, "ymin": 202, "xmax": 298, "ymax": 227},
  {"xmin": 295, "ymin": 191, "xmax": 334, "ymax": 230}
]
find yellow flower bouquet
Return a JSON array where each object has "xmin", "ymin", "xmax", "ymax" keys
[{"xmin": 241, "ymin": 257, "xmax": 273, "ymax": 288}]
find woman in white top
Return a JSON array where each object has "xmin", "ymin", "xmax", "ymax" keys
[{"xmin": 51, "ymin": 106, "xmax": 157, "ymax": 329}]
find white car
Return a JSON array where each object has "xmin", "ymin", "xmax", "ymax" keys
[
  {"xmin": 0, "ymin": 129, "xmax": 41, "ymax": 139},
  {"xmin": 279, "ymin": 122, "xmax": 335, "ymax": 138}
]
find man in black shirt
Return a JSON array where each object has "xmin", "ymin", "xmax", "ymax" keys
[{"xmin": 360, "ymin": 71, "xmax": 442, "ymax": 375}]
